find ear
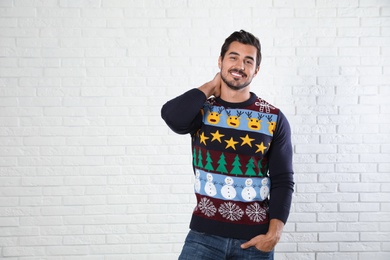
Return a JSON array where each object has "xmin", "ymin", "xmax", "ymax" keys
[
  {"xmin": 254, "ymin": 66, "xmax": 260, "ymax": 76},
  {"xmin": 218, "ymin": 56, "xmax": 222, "ymax": 69}
]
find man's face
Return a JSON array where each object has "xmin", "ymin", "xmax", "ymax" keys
[{"xmin": 218, "ymin": 41, "xmax": 260, "ymax": 91}]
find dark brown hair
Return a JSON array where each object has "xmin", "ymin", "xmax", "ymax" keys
[{"xmin": 220, "ymin": 30, "xmax": 262, "ymax": 68}]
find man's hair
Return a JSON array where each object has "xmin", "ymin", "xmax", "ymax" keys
[{"xmin": 220, "ymin": 30, "xmax": 262, "ymax": 68}]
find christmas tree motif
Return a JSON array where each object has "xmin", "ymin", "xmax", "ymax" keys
[
  {"xmin": 245, "ymin": 157, "xmax": 257, "ymax": 177},
  {"xmin": 204, "ymin": 151, "xmax": 214, "ymax": 171},
  {"xmin": 257, "ymin": 159, "xmax": 270, "ymax": 177},
  {"xmin": 216, "ymin": 153, "xmax": 228, "ymax": 174},
  {"xmin": 197, "ymin": 149, "xmax": 203, "ymax": 168},
  {"xmin": 193, "ymin": 147, "xmax": 197, "ymax": 166},
  {"xmin": 257, "ymin": 159, "xmax": 264, "ymax": 177},
  {"xmin": 231, "ymin": 155, "xmax": 243, "ymax": 176}
]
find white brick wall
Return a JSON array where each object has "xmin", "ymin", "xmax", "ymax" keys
[{"xmin": 0, "ymin": 0, "xmax": 389, "ymax": 259}]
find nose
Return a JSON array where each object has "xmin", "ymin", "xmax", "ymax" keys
[{"xmin": 236, "ymin": 59, "xmax": 245, "ymax": 71}]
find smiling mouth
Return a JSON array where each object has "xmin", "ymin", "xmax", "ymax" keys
[{"xmin": 229, "ymin": 69, "xmax": 246, "ymax": 79}]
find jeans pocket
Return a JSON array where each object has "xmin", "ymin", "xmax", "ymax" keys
[{"xmin": 246, "ymin": 246, "xmax": 274, "ymax": 259}]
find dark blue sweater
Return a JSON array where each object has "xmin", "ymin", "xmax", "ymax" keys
[{"xmin": 161, "ymin": 88, "xmax": 294, "ymax": 240}]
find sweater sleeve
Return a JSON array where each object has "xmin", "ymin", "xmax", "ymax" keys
[
  {"xmin": 267, "ymin": 111, "xmax": 294, "ymax": 224},
  {"xmin": 161, "ymin": 88, "xmax": 207, "ymax": 135}
]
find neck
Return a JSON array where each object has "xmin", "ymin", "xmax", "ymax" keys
[{"xmin": 220, "ymin": 84, "xmax": 251, "ymax": 103}]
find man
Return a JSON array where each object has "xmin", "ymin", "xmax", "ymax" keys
[{"xmin": 161, "ymin": 30, "xmax": 294, "ymax": 260}]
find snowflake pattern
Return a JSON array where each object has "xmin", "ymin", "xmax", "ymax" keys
[
  {"xmin": 246, "ymin": 203, "xmax": 267, "ymax": 222},
  {"xmin": 198, "ymin": 197, "xmax": 217, "ymax": 217},
  {"xmin": 218, "ymin": 202, "xmax": 244, "ymax": 221}
]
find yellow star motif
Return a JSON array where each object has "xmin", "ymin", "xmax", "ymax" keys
[
  {"xmin": 211, "ymin": 130, "xmax": 225, "ymax": 143},
  {"xmin": 199, "ymin": 132, "xmax": 209, "ymax": 145},
  {"xmin": 255, "ymin": 142, "xmax": 267, "ymax": 154},
  {"xmin": 240, "ymin": 134, "xmax": 255, "ymax": 147},
  {"xmin": 225, "ymin": 137, "xmax": 239, "ymax": 150}
]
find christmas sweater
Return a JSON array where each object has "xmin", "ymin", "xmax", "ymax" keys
[{"xmin": 161, "ymin": 88, "xmax": 294, "ymax": 240}]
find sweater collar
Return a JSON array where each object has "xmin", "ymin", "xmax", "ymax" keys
[{"xmin": 215, "ymin": 92, "xmax": 257, "ymax": 108}]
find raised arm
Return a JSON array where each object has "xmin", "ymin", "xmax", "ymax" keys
[{"xmin": 161, "ymin": 73, "xmax": 221, "ymax": 135}]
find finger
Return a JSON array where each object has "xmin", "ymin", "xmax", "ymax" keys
[
  {"xmin": 213, "ymin": 73, "xmax": 221, "ymax": 97},
  {"xmin": 240, "ymin": 242, "xmax": 250, "ymax": 249},
  {"xmin": 240, "ymin": 239, "xmax": 255, "ymax": 249}
]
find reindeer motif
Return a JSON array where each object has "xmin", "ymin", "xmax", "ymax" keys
[
  {"xmin": 207, "ymin": 106, "xmax": 224, "ymax": 125},
  {"xmin": 266, "ymin": 115, "xmax": 276, "ymax": 135},
  {"xmin": 245, "ymin": 112, "xmax": 264, "ymax": 131},
  {"xmin": 226, "ymin": 110, "xmax": 244, "ymax": 128}
]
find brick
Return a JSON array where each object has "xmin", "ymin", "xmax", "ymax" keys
[
  {"xmin": 319, "ymin": 173, "xmax": 360, "ymax": 183},
  {"xmin": 297, "ymin": 223, "xmax": 336, "ymax": 232},
  {"xmin": 317, "ymin": 154, "xmax": 358, "ymax": 163},
  {"xmin": 338, "ymin": 222, "xmax": 379, "ymax": 232},
  {"xmin": 339, "ymin": 183, "xmax": 380, "ymax": 192},
  {"xmin": 318, "ymin": 213, "xmax": 359, "ymax": 222},
  {"xmin": 295, "ymin": 144, "xmax": 337, "ymax": 154},
  {"xmin": 295, "ymin": 203, "xmax": 337, "ymax": 212},
  {"xmin": 360, "ymin": 212, "xmax": 390, "ymax": 222},
  {"xmin": 0, "ymin": 217, "xmax": 19, "ymax": 227},
  {"xmin": 59, "ymin": 0, "xmax": 101, "ymax": 8},
  {"xmin": 318, "ymin": 193, "xmax": 358, "ymax": 202},
  {"xmin": 46, "ymin": 245, "xmax": 89, "ymax": 256},
  {"xmin": 63, "ymin": 195, "xmax": 106, "ymax": 206},
  {"xmin": 294, "ymin": 164, "xmax": 335, "ymax": 174},
  {"xmin": 319, "ymin": 232, "xmax": 359, "ymax": 242},
  {"xmin": 63, "ymin": 235, "xmax": 106, "ymax": 245},
  {"xmin": 317, "ymin": 253, "xmax": 358, "ymax": 260},
  {"xmin": 336, "ymin": 163, "xmax": 377, "ymax": 173},
  {"xmin": 20, "ymin": 216, "xmax": 63, "ymax": 226},
  {"xmin": 340, "ymin": 242, "xmax": 381, "ymax": 252},
  {"xmin": 298, "ymin": 242, "xmax": 338, "ymax": 252},
  {"xmin": 361, "ymin": 232, "xmax": 390, "ymax": 242},
  {"xmin": 340, "ymin": 202, "xmax": 380, "ymax": 212},
  {"xmin": 360, "ymin": 192, "xmax": 390, "ymax": 202},
  {"xmin": 19, "ymin": 236, "xmax": 62, "ymax": 246},
  {"xmin": 359, "ymin": 252, "xmax": 390, "ymax": 260},
  {"xmin": 3, "ymin": 246, "xmax": 45, "ymax": 257}
]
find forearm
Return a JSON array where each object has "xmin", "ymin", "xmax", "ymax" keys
[
  {"xmin": 268, "ymin": 174, "xmax": 294, "ymax": 223},
  {"xmin": 161, "ymin": 73, "xmax": 221, "ymax": 134},
  {"xmin": 268, "ymin": 110, "xmax": 294, "ymax": 222},
  {"xmin": 161, "ymin": 88, "xmax": 206, "ymax": 134},
  {"xmin": 267, "ymin": 218, "xmax": 284, "ymax": 240}
]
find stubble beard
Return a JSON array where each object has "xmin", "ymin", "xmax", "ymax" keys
[{"xmin": 220, "ymin": 69, "xmax": 252, "ymax": 91}]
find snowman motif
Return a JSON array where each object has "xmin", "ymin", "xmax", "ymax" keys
[
  {"xmin": 241, "ymin": 178, "xmax": 257, "ymax": 201},
  {"xmin": 204, "ymin": 173, "xmax": 217, "ymax": 197},
  {"xmin": 221, "ymin": 177, "xmax": 237, "ymax": 199},
  {"xmin": 259, "ymin": 178, "xmax": 270, "ymax": 200},
  {"xmin": 194, "ymin": 170, "xmax": 201, "ymax": 193}
]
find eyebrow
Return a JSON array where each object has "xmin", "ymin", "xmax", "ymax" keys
[{"xmin": 228, "ymin": 51, "xmax": 255, "ymax": 62}]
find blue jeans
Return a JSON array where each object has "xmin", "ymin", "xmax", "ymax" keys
[{"xmin": 178, "ymin": 230, "xmax": 274, "ymax": 260}]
